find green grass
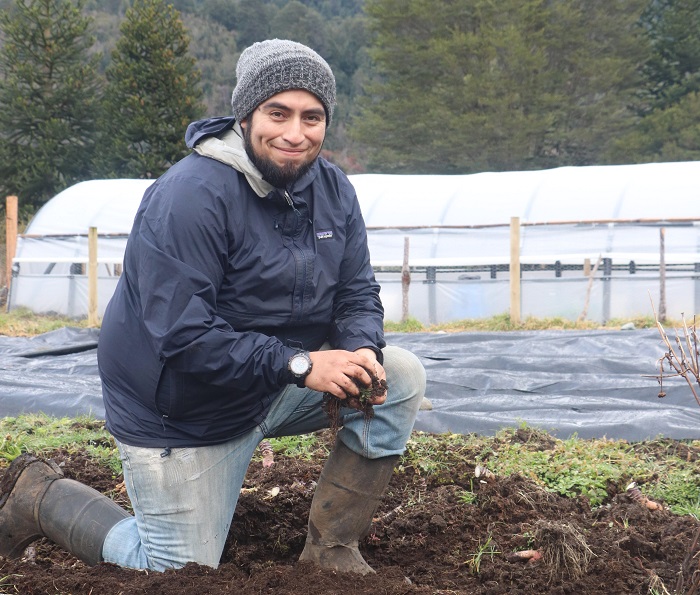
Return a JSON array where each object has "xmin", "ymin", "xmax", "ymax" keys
[
  {"xmin": 1, "ymin": 416, "xmax": 698, "ymax": 516},
  {"xmin": 0, "ymin": 310, "xmax": 680, "ymax": 338},
  {"xmin": 0, "ymin": 413, "xmax": 121, "ymax": 474},
  {"xmin": 0, "ymin": 308, "xmax": 92, "ymax": 337},
  {"xmin": 400, "ymin": 426, "xmax": 700, "ymax": 514},
  {"xmin": 261, "ymin": 434, "xmax": 325, "ymax": 461},
  {"xmin": 465, "ymin": 533, "xmax": 500, "ymax": 575},
  {"xmin": 384, "ymin": 313, "xmax": 677, "ymax": 333}
]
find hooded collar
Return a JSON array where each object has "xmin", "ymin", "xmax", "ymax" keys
[
  {"xmin": 190, "ymin": 120, "xmax": 274, "ymax": 198},
  {"xmin": 186, "ymin": 116, "xmax": 320, "ymax": 198}
]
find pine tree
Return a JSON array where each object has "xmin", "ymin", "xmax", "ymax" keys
[
  {"xmin": 0, "ymin": 0, "xmax": 102, "ymax": 211},
  {"xmin": 607, "ymin": 0, "xmax": 700, "ymax": 163},
  {"xmin": 97, "ymin": 0, "xmax": 204, "ymax": 179},
  {"xmin": 352, "ymin": 0, "xmax": 647, "ymax": 173},
  {"xmin": 231, "ymin": 0, "xmax": 271, "ymax": 50},
  {"xmin": 640, "ymin": 0, "xmax": 700, "ymax": 112}
]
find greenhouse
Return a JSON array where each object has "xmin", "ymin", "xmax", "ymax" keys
[{"xmin": 7, "ymin": 161, "xmax": 700, "ymax": 323}]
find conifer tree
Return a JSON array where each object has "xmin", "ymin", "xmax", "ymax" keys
[
  {"xmin": 640, "ymin": 0, "xmax": 700, "ymax": 112},
  {"xmin": 608, "ymin": 0, "xmax": 700, "ymax": 163},
  {"xmin": 97, "ymin": 0, "xmax": 204, "ymax": 179},
  {"xmin": 352, "ymin": 0, "xmax": 646, "ymax": 173},
  {"xmin": 0, "ymin": 0, "xmax": 102, "ymax": 211}
]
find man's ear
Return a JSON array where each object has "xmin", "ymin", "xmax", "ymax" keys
[{"xmin": 239, "ymin": 118, "xmax": 248, "ymax": 133}]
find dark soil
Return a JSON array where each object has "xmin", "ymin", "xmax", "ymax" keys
[
  {"xmin": 323, "ymin": 371, "xmax": 388, "ymax": 422},
  {"xmin": 1, "ymin": 430, "xmax": 699, "ymax": 595}
]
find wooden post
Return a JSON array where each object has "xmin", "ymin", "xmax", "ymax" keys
[
  {"xmin": 401, "ymin": 236, "xmax": 410, "ymax": 322},
  {"xmin": 583, "ymin": 258, "xmax": 591, "ymax": 277},
  {"xmin": 88, "ymin": 226, "xmax": 98, "ymax": 326},
  {"xmin": 510, "ymin": 217, "xmax": 521, "ymax": 324},
  {"xmin": 659, "ymin": 227, "xmax": 666, "ymax": 323},
  {"xmin": 5, "ymin": 195, "xmax": 17, "ymax": 292},
  {"xmin": 578, "ymin": 254, "xmax": 602, "ymax": 323}
]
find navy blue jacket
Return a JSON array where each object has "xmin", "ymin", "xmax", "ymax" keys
[{"xmin": 98, "ymin": 117, "xmax": 385, "ymax": 447}]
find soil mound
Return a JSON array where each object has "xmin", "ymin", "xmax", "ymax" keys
[{"xmin": 0, "ymin": 432, "xmax": 698, "ymax": 594}]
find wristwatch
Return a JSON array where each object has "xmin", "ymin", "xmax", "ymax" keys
[{"xmin": 288, "ymin": 351, "xmax": 313, "ymax": 388}]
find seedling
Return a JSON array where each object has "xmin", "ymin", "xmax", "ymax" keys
[{"xmin": 464, "ymin": 533, "xmax": 500, "ymax": 575}]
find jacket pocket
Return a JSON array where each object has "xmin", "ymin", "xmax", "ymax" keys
[{"xmin": 154, "ymin": 366, "xmax": 228, "ymax": 420}]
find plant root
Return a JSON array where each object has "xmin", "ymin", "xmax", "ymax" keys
[
  {"xmin": 322, "ymin": 367, "xmax": 387, "ymax": 433},
  {"xmin": 627, "ymin": 483, "xmax": 664, "ymax": 511},
  {"xmin": 507, "ymin": 549, "xmax": 543, "ymax": 563},
  {"xmin": 259, "ymin": 440, "xmax": 275, "ymax": 468},
  {"xmin": 533, "ymin": 519, "xmax": 594, "ymax": 584}
]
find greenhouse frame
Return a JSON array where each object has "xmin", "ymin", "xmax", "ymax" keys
[{"xmin": 8, "ymin": 161, "xmax": 700, "ymax": 323}]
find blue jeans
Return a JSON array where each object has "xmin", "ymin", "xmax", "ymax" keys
[{"xmin": 101, "ymin": 345, "xmax": 426, "ymax": 571}]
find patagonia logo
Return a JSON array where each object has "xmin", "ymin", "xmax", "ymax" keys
[{"xmin": 316, "ymin": 230, "xmax": 333, "ymax": 240}]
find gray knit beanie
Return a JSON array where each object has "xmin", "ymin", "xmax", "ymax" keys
[{"xmin": 231, "ymin": 39, "xmax": 336, "ymax": 125}]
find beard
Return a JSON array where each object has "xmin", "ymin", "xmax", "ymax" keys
[{"xmin": 243, "ymin": 128, "xmax": 320, "ymax": 189}]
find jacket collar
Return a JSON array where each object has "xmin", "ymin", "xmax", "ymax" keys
[
  {"xmin": 190, "ymin": 120, "xmax": 274, "ymax": 198},
  {"xmin": 186, "ymin": 116, "xmax": 320, "ymax": 198}
]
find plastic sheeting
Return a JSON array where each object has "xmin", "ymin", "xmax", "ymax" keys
[{"xmin": 0, "ymin": 328, "xmax": 698, "ymax": 441}]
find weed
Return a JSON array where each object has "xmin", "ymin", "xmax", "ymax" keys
[
  {"xmin": 457, "ymin": 490, "xmax": 477, "ymax": 505},
  {"xmin": 521, "ymin": 531, "xmax": 536, "ymax": 550},
  {"xmin": 487, "ymin": 428, "xmax": 661, "ymax": 507},
  {"xmin": 645, "ymin": 468, "xmax": 700, "ymax": 517},
  {"xmin": 265, "ymin": 434, "xmax": 323, "ymax": 461},
  {"xmin": 671, "ymin": 496, "xmax": 700, "ymax": 519},
  {"xmin": 648, "ymin": 571, "xmax": 672, "ymax": 595},
  {"xmin": 0, "ymin": 434, "xmax": 22, "ymax": 461},
  {"xmin": 464, "ymin": 533, "xmax": 500, "ymax": 575}
]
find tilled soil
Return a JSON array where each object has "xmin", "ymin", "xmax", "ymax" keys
[{"xmin": 1, "ymin": 431, "xmax": 699, "ymax": 595}]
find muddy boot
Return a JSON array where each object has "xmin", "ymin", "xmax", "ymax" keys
[
  {"xmin": 0, "ymin": 453, "xmax": 131, "ymax": 565},
  {"xmin": 299, "ymin": 440, "xmax": 399, "ymax": 575}
]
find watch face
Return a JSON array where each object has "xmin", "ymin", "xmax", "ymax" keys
[{"xmin": 290, "ymin": 354, "xmax": 310, "ymax": 375}]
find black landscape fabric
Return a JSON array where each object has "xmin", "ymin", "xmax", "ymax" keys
[{"xmin": 0, "ymin": 327, "xmax": 698, "ymax": 441}]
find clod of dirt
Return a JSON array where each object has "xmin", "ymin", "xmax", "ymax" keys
[
  {"xmin": 533, "ymin": 519, "xmax": 595, "ymax": 584},
  {"xmin": 322, "ymin": 367, "xmax": 388, "ymax": 432}
]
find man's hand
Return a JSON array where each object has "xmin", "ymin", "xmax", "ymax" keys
[{"xmin": 304, "ymin": 349, "xmax": 387, "ymax": 406}]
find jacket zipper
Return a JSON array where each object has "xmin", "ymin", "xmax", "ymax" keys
[
  {"xmin": 283, "ymin": 190, "xmax": 309, "ymax": 322},
  {"xmin": 284, "ymin": 191, "xmax": 301, "ymax": 216}
]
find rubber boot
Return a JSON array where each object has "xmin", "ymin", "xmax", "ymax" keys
[
  {"xmin": 299, "ymin": 440, "xmax": 399, "ymax": 575},
  {"xmin": 0, "ymin": 453, "xmax": 131, "ymax": 565}
]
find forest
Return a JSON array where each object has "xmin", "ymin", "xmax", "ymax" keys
[{"xmin": 0, "ymin": 0, "xmax": 699, "ymax": 209}]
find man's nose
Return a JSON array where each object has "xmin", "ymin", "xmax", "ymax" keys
[{"xmin": 281, "ymin": 117, "xmax": 305, "ymax": 144}]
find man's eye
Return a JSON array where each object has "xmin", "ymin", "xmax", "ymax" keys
[{"xmin": 269, "ymin": 111, "xmax": 285, "ymax": 118}]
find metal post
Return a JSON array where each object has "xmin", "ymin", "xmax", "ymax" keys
[{"xmin": 426, "ymin": 266, "xmax": 437, "ymax": 325}]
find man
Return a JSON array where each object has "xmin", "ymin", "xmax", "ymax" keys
[{"xmin": 0, "ymin": 39, "xmax": 426, "ymax": 575}]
